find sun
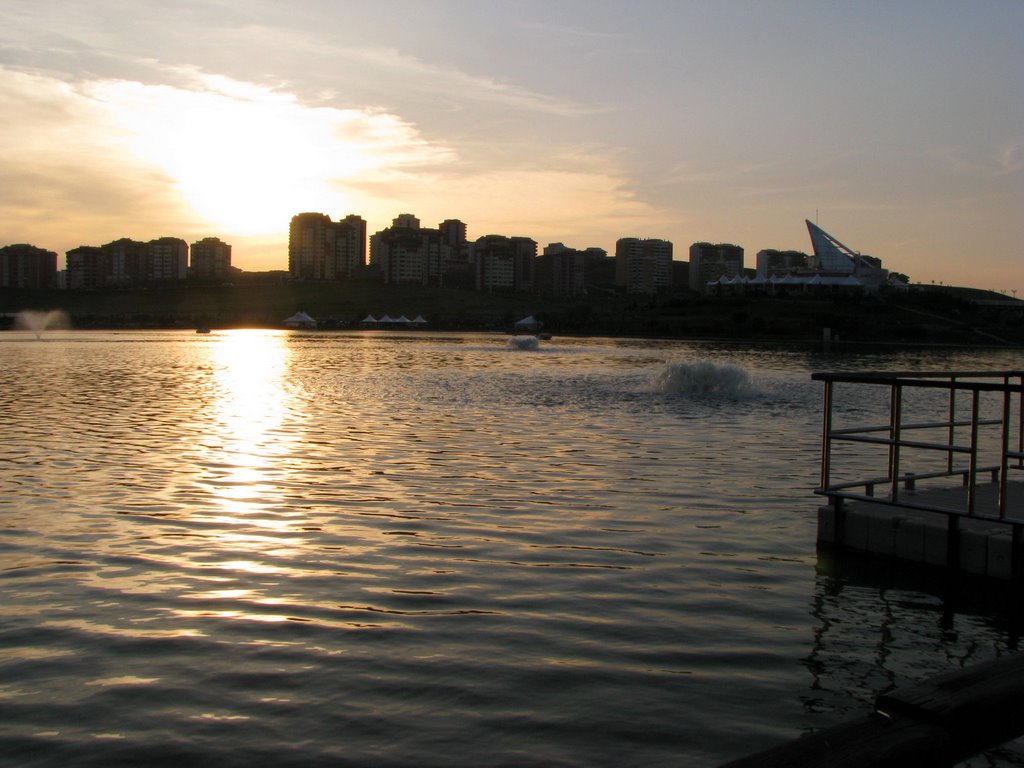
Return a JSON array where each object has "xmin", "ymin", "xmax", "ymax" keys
[
  {"xmin": 100, "ymin": 75, "xmax": 426, "ymax": 235},
  {"xmin": 165, "ymin": 103, "xmax": 351, "ymax": 235}
]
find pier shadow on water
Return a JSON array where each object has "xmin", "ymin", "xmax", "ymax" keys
[{"xmin": 804, "ymin": 548, "xmax": 1024, "ymax": 766}]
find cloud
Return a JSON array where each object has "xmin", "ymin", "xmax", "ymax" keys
[
  {"xmin": 341, "ymin": 46, "xmax": 604, "ymax": 117},
  {"xmin": 0, "ymin": 65, "xmax": 457, "ymax": 249},
  {"xmin": 932, "ymin": 140, "xmax": 1024, "ymax": 179},
  {"xmin": 216, "ymin": 23, "xmax": 604, "ymax": 118},
  {"xmin": 0, "ymin": 68, "xmax": 185, "ymax": 242},
  {"xmin": 0, "ymin": 62, "xmax": 656, "ymax": 267}
]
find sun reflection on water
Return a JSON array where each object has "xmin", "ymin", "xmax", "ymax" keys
[
  {"xmin": 209, "ymin": 329, "xmax": 291, "ymax": 464},
  {"xmin": 198, "ymin": 330, "xmax": 307, "ymax": 580}
]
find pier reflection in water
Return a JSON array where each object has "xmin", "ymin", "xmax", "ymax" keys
[
  {"xmin": 0, "ymin": 330, "xmax": 1022, "ymax": 767},
  {"xmin": 804, "ymin": 549, "xmax": 1024, "ymax": 766}
]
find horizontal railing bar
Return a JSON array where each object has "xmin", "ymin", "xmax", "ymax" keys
[
  {"xmin": 815, "ymin": 490, "xmax": 1024, "ymax": 524},
  {"xmin": 820, "ymin": 466, "xmax": 999, "ymax": 493},
  {"xmin": 828, "ymin": 434, "xmax": 976, "ymax": 453},
  {"xmin": 812, "ymin": 369, "xmax": 1023, "ymax": 382},
  {"xmin": 812, "ymin": 369, "xmax": 1024, "ymax": 377},
  {"xmin": 830, "ymin": 418, "xmax": 1001, "ymax": 436},
  {"xmin": 811, "ymin": 377, "xmax": 1024, "ymax": 394},
  {"xmin": 900, "ymin": 466, "xmax": 1000, "ymax": 482},
  {"xmin": 822, "ymin": 477, "xmax": 894, "ymax": 492}
]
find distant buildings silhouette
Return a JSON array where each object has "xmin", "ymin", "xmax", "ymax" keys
[
  {"xmin": 288, "ymin": 213, "xmax": 365, "ymax": 281},
  {"xmin": 616, "ymin": 238, "xmax": 674, "ymax": 294},
  {"xmin": 0, "ymin": 244, "xmax": 58, "ymax": 289},
  {"xmin": 689, "ymin": 242, "xmax": 744, "ymax": 291},
  {"xmin": 1, "ymin": 214, "xmax": 906, "ymax": 295}
]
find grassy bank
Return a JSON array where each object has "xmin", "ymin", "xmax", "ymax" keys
[{"xmin": 2, "ymin": 280, "xmax": 1022, "ymax": 347}]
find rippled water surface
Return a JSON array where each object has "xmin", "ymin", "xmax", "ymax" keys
[{"xmin": 1, "ymin": 330, "xmax": 1022, "ymax": 766}]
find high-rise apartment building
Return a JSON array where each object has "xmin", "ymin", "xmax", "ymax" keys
[
  {"xmin": 536, "ymin": 243, "xmax": 586, "ymax": 297},
  {"xmin": 434, "ymin": 218, "xmax": 471, "ymax": 287},
  {"xmin": 190, "ymin": 237, "xmax": 233, "ymax": 280},
  {"xmin": 288, "ymin": 212, "xmax": 366, "ymax": 280},
  {"xmin": 102, "ymin": 238, "xmax": 147, "ymax": 286},
  {"xmin": 688, "ymin": 242, "xmax": 743, "ymax": 292},
  {"xmin": 335, "ymin": 214, "xmax": 367, "ymax": 279},
  {"xmin": 146, "ymin": 237, "xmax": 188, "ymax": 282},
  {"xmin": 370, "ymin": 214, "xmax": 443, "ymax": 286},
  {"xmin": 65, "ymin": 246, "xmax": 106, "ymax": 290},
  {"xmin": 439, "ymin": 219, "xmax": 467, "ymax": 252},
  {"xmin": 616, "ymin": 237, "xmax": 673, "ymax": 294},
  {"xmin": 755, "ymin": 249, "xmax": 809, "ymax": 279},
  {"xmin": 0, "ymin": 244, "xmax": 58, "ymax": 289},
  {"xmin": 65, "ymin": 238, "xmax": 187, "ymax": 289},
  {"xmin": 474, "ymin": 235, "xmax": 536, "ymax": 292}
]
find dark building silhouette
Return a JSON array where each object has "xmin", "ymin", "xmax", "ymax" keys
[
  {"xmin": 688, "ymin": 242, "xmax": 743, "ymax": 292},
  {"xmin": 536, "ymin": 243, "xmax": 586, "ymax": 297},
  {"xmin": 582, "ymin": 247, "xmax": 615, "ymax": 290},
  {"xmin": 65, "ymin": 246, "xmax": 106, "ymax": 290},
  {"xmin": 370, "ymin": 214, "xmax": 444, "ymax": 286},
  {"xmin": 190, "ymin": 237, "xmax": 233, "ymax": 280},
  {"xmin": 143, "ymin": 237, "xmax": 187, "ymax": 282},
  {"xmin": 473, "ymin": 235, "xmax": 536, "ymax": 292},
  {"xmin": 0, "ymin": 244, "xmax": 58, "ymax": 289},
  {"xmin": 288, "ymin": 213, "xmax": 366, "ymax": 280},
  {"xmin": 756, "ymin": 249, "xmax": 809, "ymax": 278},
  {"xmin": 101, "ymin": 238, "xmax": 147, "ymax": 286},
  {"xmin": 438, "ymin": 219, "xmax": 473, "ymax": 287},
  {"xmin": 64, "ymin": 237, "xmax": 187, "ymax": 289},
  {"xmin": 439, "ymin": 219, "xmax": 468, "ymax": 261},
  {"xmin": 616, "ymin": 237, "xmax": 673, "ymax": 293}
]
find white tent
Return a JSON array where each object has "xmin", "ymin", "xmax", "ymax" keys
[
  {"xmin": 361, "ymin": 314, "xmax": 378, "ymax": 323},
  {"xmin": 394, "ymin": 315, "xmax": 411, "ymax": 324},
  {"xmin": 378, "ymin": 314, "xmax": 394, "ymax": 323},
  {"xmin": 284, "ymin": 311, "xmax": 316, "ymax": 328},
  {"xmin": 412, "ymin": 315, "xmax": 428, "ymax": 325},
  {"xmin": 515, "ymin": 315, "xmax": 541, "ymax": 330}
]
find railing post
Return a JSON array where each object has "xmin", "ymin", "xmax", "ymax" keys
[
  {"xmin": 821, "ymin": 379, "xmax": 833, "ymax": 492},
  {"xmin": 947, "ymin": 376, "xmax": 957, "ymax": 474},
  {"xmin": 1018, "ymin": 374, "xmax": 1023, "ymax": 471},
  {"xmin": 967, "ymin": 389, "xmax": 981, "ymax": 516},
  {"xmin": 1000, "ymin": 385, "xmax": 1011, "ymax": 519},
  {"xmin": 889, "ymin": 383, "xmax": 903, "ymax": 504}
]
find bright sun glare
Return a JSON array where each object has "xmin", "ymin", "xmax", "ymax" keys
[{"xmin": 97, "ymin": 75, "xmax": 437, "ymax": 235}]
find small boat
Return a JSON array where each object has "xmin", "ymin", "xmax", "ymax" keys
[{"xmin": 196, "ymin": 328, "xmax": 211, "ymax": 334}]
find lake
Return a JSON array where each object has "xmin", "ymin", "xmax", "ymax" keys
[{"xmin": 1, "ymin": 330, "xmax": 1022, "ymax": 766}]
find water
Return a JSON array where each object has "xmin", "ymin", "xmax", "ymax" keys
[{"xmin": 1, "ymin": 330, "xmax": 1022, "ymax": 767}]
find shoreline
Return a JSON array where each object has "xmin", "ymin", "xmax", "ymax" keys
[{"xmin": 3, "ymin": 282, "xmax": 1023, "ymax": 348}]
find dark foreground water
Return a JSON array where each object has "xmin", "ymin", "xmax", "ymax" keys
[{"xmin": 1, "ymin": 330, "xmax": 1022, "ymax": 767}]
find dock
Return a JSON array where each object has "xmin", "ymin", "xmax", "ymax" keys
[
  {"xmin": 717, "ymin": 370, "xmax": 1024, "ymax": 765},
  {"xmin": 818, "ymin": 479, "xmax": 1024, "ymax": 579},
  {"xmin": 812, "ymin": 370, "xmax": 1024, "ymax": 579}
]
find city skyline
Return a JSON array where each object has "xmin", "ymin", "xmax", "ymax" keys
[{"xmin": 1, "ymin": 1, "xmax": 1021, "ymax": 294}]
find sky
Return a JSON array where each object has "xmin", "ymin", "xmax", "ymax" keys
[{"xmin": 1, "ymin": 1, "xmax": 1021, "ymax": 294}]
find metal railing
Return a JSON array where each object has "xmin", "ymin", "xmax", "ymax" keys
[{"xmin": 812, "ymin": 370, "xmax": 1024, "ymax": 521}]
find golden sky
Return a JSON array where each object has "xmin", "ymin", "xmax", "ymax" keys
[{"xmin": 1, "ymin": 1, "xmax": 1021, "ymax": 294}]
